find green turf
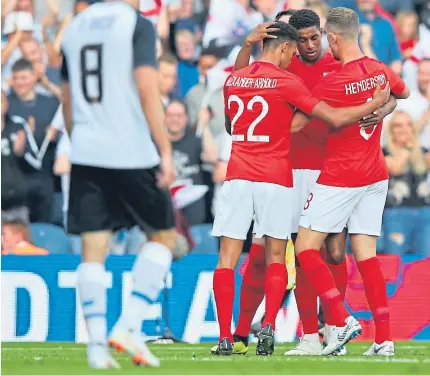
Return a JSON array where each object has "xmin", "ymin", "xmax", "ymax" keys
[{"xmin": 2, "ymin": 341, "xmax": 430, "ymax": 375}]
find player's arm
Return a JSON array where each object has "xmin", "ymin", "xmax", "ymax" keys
[
  {"xmin": 290, "ymin": 80, "xmax": 391, "ymax": 130},
  {"xmin": 133, "ymin": 15, "xmax": 174, "ymax": 186},
  {"xmin": 60, "ymin": 51, "xmax": 74, "ymax": 137},
  {"xmin": 234, "ymin": 23, "xmax": 279, "ymax": 71},
  {"xmin": 385, "ymin": 64, "xmax": 410, "ymax": 99},
  {"xmin": 358, "ymin": 95, "xmax": 397, "ymax": 129}
]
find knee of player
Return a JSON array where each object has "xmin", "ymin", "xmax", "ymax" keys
[
  {"xmin": 149, "ymin": 228, "xmax": 177, "ymax": 251},
  {"xmin": 326, "ymin": 248, "xmax": 345, "ymax": 264}
]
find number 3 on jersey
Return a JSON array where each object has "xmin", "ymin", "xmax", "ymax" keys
[
  {"xmin": 80, "ymin": 44, "xmax": 103, "ymax": 103},
  {"xmin": 228, "ymin": 95, "xmax": 270, "ymax": 142}
]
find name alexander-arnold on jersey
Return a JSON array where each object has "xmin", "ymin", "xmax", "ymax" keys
[{"xmin": 226, "ymin": 76, "xmax": 278, "ymax": 89}]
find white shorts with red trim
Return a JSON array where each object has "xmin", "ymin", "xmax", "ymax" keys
[
  {"xmin": 299, "ymin": 180, "xmax": 388, "ymax": 236},
  {"xmin": 212, "ymin": 179, "xmax": 292, "ymax": 240}
]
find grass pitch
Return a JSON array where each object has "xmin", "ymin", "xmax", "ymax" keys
[{"xmin": 2, "ymin": 341, "xmax": 430, "ymax": 375}]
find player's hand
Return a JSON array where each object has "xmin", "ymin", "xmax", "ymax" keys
[
  {"xmin": 157, "ymin": 154, "xmax": 176, "ymax": 189},
  {"xmin": 245, "ymin": 22, "xmax": 280, "ymax": 46},
  {"xmin": 359, "ymin": 107, "xmax": 386, "ymax": 128},
  {"xmin": 372, "ymin": 80, "xmax": 390, "ymax": 107}
]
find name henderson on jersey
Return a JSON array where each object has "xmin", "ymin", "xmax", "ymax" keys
[{"xmin": 344, "ymin": 72, "xmax": 387, "ymax": 95}]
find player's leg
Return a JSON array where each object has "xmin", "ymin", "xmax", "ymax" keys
[
  {"xmin": 252, "ymin": 182, "xmax": 291, "ymax": 356},
  {"xmin": 321, "ymin": 230, "xmax": 348, "ymax": 355},
  {"xmin": 348, "ymin": 180, "xmax": 394, "ymax": 357},
  {"xmin": 108, "ymin": 167, "xmax": 176, "ymax": 367},
  {"xmin": 296, "ymin": 184, "xmax": 363, "ymax": 355},
  {"xmin": 234, "ymin": 234, "xmax": 266, "ymax": 353},
  {"xmin": 212, "ymin": 180, "xmax": 254, "ymax": 355},
  {"xmin": 286, "ymin": 170, "xmax": 322, "ymax": 355},
  {"xmin": 68, "ymin": 165, "xmax": 119, "ymax": 369}
]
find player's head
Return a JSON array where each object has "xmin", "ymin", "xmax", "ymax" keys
[
  {"xmin": 275, "ymin": 9, "xmax": 297, "ymax": 23},
  {"xmin": 11, "ymin": 58, "xmax": 36, "ymax": 98},
  {"xmin": 262, "ymin": 21, "xmax": 299, "ymax": 70},
  {"xmin": 289, "ymin": 9, "xmax": 322, "ymax": 63},
  {"xmin": 325, "ymin": 7, "xmax": 360, "ymax": 61}
]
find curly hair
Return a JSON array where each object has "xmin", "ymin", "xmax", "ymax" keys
[
  {"xmin": 275, "ymin": 9, "xmax": 297, "ymax": 21},
  {"xmin": 288, "ymin": 9, "xmax": 320, "ymax": 31}
]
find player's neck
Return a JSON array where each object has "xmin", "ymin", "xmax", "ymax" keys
[
  {"xmin": 339, "ymin": 43, "xmax": 364, "ymax": 65},
  {"xmin": 258, "ymin": 53, "xmax": 279, "ymax": 68}
]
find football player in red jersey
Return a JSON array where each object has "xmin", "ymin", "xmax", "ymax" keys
[
  {"xmin": 230, "ymin": 9, "xmax": 398, "ymax": 356},
  {"xmin": 211, "ymin": 21, "xmax": 390, "ymax": 356},
  {"xmin": 293, "ymin": 7, "xmax": 410, "ymax": 356}
]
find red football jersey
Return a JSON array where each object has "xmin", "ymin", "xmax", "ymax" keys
[
  {"xmin": 312, "ymin": 56, "xmax": 406, "ymax": 187},
  {"xmin": 224, "ymin": 61, "xmax": 320, "ymax": 187},
  {"xmin": 288, "ymin": 53, "xmax": 342, "ymax": 170}
]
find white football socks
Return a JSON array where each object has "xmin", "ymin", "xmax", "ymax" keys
[
  {"xmin": 115, "ymin": 242, "xmax": 173, "ymax": 333},
  {"xmin": 77, "ymin": 262, "xmax": 108, "ymax": 345}
]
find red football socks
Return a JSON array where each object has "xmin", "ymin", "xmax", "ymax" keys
[
  {"xmin": 213, "ymin": 268, "xmax": 235, "ymax": 342},
  {"xmin": 297, "ymin": 249, "xmax": 349, "ymax": 327},
  {"xmin": 294, "ymin": 265, "xmax": 319, "ymax": 334},
  {"xmin": 235, "ymin": 244, "xmax": 266, "ymax": 337},
  {"xmin": 357, "ymin": 257, "xmax": 391, "ymax": 344},
  {"xmin": 262, "ymin": 263, "xmax": 288, "ymax": 329},
  {"xmin": 328, "ymin": 259, "xmax": 348, "ymax": 300},
  {"xmin": 322, "ymin": 259, "xmax": 349, "ymax": 324}
]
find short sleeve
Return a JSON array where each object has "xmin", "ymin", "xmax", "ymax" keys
[
  {"xmin": 60, "ymin": 50, "xmax": 69, "ymax": 81},
  {"xmin": 283, "ymin": 77, "xmax": 321, "ymax": 115},
  {"xmin": 385, "ymin": 65, "xmax": 406, "ymax": 96},
  {"xmin": 133, "ymin": 13, "xmax": 157, "ymax": 69}
]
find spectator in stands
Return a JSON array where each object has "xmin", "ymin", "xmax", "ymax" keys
[
  {"xmin": 20, "ymin": 38, "xmax": 61, "ymax": 97},
  {"xmin": 186, "ymin": 47, "xmax": 226, "ymax": 138},
  {"xmin": 396, "ymin": 10, "xmax": 419, "ymax": 59},
  {"xmin": 175, "ymin": 29, "xmax": 199, "ymax": 97},
  {"xmin": 166, "ymin": 99, "xmax": 217, "ymax": 225},
  {"xmin": 158, "ymin": 53, "xmax": 179, "ymax": 106},
  {"xmin": 7, "ymin": 58, "xmax": 60, "ymax": 223},
  {"xmin": 383, "ymin": 111, "xmax": 430, "ymax": 255},
  {"xmin": 1, "ymin": 91, "xmax": 28, "ymax": 223},
  {"xmin": 355, "ymin": 0, "xmax": 402, "ymax": 72},
  {"xmin": 254, "ymin": 0, "xmax": 286, "ymax": 21},
  {"xmin": 1, "ymin": 219, "xmax": 49, "ymax": 255},
  {"xmin": 395, "ymin": 58, "xmax": 430, "ymax": 148}
]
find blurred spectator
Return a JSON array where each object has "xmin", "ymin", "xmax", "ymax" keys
[
  {"xmin": 158, "ymin": 53, "xmax": 179, "ymax": 106},
  {"xmin": 202, "ymin": 0, "xmax": 263, "ymax": 47},
  {"xmin": 175, "ymin": 29, "xmax": 199, "ymax": 97},
  {"xmin": 1, "ymin": 219, "xmax": 49, "ymax": 255},
  {"xmin": 253, "ymin": 0, "xmax": 287, "ymax": 21},
  {"xmin": 166, "ymin": 99, "xmax": 217, "ymax": 225},
  {"xmin": 396, "ymin": 11, "xmax": 419, "ymax": 59},
  {"xmin": 186, "ymin": 47, "xmax": 226, "ymax": 137},
  {"xmin": 356, "ymin": 0, "xmax": 402, "ymax": 71},
  {"xmin": 7, "ymin": 58, "xmax": 60, "ymax": 223},
  {"xmin": 20, "ymin": 38, "xmax": 61, "ymax": 97},
  {"xmin": 383, "ymin": 111, "xmax": 430, "ymax": 255},
  {"xmin": 1, "ymin": 91, "xmax": 28, "ymax": 222},
  {"xmin": 395, "ymin": 58, "xmax": 430, "ymax": 148}
]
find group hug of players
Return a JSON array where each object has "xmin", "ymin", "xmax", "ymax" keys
[{"xmin": 211, "ymin": 7, "xmax": 410, "ymax": 357}]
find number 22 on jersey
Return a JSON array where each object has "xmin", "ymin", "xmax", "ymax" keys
[{"xmin": 228, "ymin": 95, "xmax": 270, "ymax": 142}]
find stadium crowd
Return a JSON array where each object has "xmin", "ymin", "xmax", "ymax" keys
[{"xmin": 1, "ymin": 0, "xmax": 430, "ymax": 256}]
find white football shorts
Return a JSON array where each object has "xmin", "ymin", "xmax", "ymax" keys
[
  {"xmin": 292, "ymin": 169, "xmax": 321, "ymax": 233},
  {"xmin": 212, "ymin": 179, "xmax": 292, "ymax": 240},
  {"xmin": 299, "ymin": 180, "xmax": 389, "ymax": 236}
]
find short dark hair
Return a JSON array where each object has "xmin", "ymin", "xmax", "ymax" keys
[
  {"xmin": 158, "ymin": 53, "xmax": 178, "ymax": 66},
  {"xmin": 326, "ymin": 7, "xmax": 359, "ymax": 40},
  {"xmin": 263, "ymin": 21, "xmax": 299, "ymax": 49},
  {"xmin": 11, "ymin": 58, "xmax": 33, "ymax": 73},
  {"xmin": 166, "ymin": 98, "xmax": 189, "ymax": 116},
  {"xmin": 275, "ymin": 9, "xmax": 297, "ymax": 21},
  {"xmin": 289, "ymin": 9, "xmax": 321, "ymax": 30}
]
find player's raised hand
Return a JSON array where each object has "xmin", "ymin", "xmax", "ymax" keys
[
  {"xmin": 372, "ymin": 80, "xmax": 390, "ymax": 107},
  {"xmin": 245, "ymin": 22, "xmax": 280, "ymax": 46},
  {"xmin": 157, "ymin": 154, "xmax": 176, "ymax": 189}
]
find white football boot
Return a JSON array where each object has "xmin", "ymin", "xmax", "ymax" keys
[
  {"xmin": 323, "ymin": 325, "xmax": 347, "ymax": 356},
  {"xmin": 109, "ymin": 328, "xmax": 161, "ymax": 367},
  {"xmin": 284, "ymin": 333, "xmax": 323, "ymax": 356},
  {"xmin": 363, "ymin": 341, "xmax": 395, "ymax": 356},
  {"xmin": 321, "ymin": 316, "xmax": 362, "ymax": 355},
  {"xmin": 87, "ymin": 344, "xmax": 120, "ymax": 369}
]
